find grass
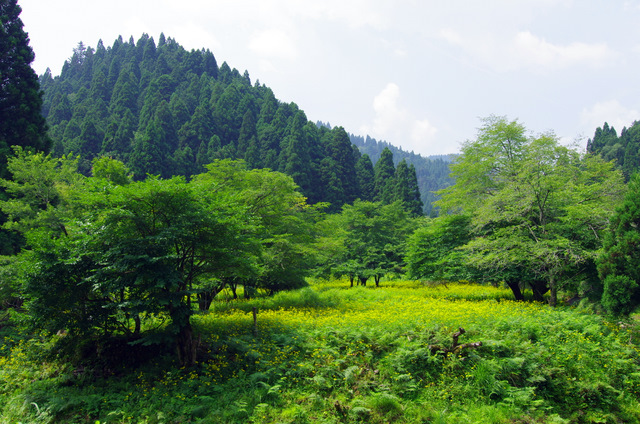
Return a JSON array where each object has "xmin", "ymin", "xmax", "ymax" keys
[{"xmin": 1, "ymin": 280, "xmax": 640, "ymax": 423}]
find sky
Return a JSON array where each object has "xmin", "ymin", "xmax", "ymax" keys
[{"xmin": 18, "ymin": 0, "xmax": 640, "ymax": 157}]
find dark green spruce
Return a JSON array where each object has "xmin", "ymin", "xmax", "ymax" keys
[{"xmin": 0, "ymin": 0, "xmax": 51, "ymax": 254}]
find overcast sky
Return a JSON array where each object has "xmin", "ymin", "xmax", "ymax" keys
[{"xmin": 18, "ymin": 0, "xmax": 640, "ymax": 156}]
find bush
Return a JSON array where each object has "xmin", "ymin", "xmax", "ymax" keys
[{"xmin": 602, "ymin": 274, "xmax": 639, "ymax": 316}]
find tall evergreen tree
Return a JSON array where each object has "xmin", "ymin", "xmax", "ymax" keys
[
  {"xmin": 394, "ymin": 159, "xmax": 411, "ymax": 205},
  {"xmin": 598, "ymin": 173, "xmax": 640, "ymax": 315},
  {"xmin": 374, "ymin": 147, "xmax": 395, "ymax": 204},
  {"xmin": 587, "ymin": 122, "xmax": 618, "ymax": 155},
  {"xmin": 621, "ymin": 124, "xmax": 640, "ymax": 180},
  {"xmin": 237, "ymin": 109, "xmax": 257, "ymax": 159},
  {"xmin": 355, "ymin": 153, "xmax": 375, "ymax": 201},
  {"xmin": 406, "ymin": 163, "xmax": 424, "ymax": 216},
  {"xmin": 0, "ymin": 0, "xmax": 51, "ymax": 254},
  {"xmin": 0, "ymin": 0, "xmax": 51, "ymax": 179},
  {"xmin": 280, "ymin": 111, "xmax": 312, "ymax": 196},
  {"xmin": 325, "ymin": 127, "xmax": 358, "ymax": 206}
]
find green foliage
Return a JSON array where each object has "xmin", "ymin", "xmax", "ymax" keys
[
  {"xmin": 40, "ymin": 35, "xmax": 398, "ymax": 212},
  {"xmin": 354, "ymin": 153, "xmax": 375, "ymax": 202},
  {"xmin": 598, "ymin": 173, "xmax": 640, "ymax": 315},
  {"xmin": 349, "ymin": 131, "xmax": 453, "ymax": 215},
  {"xmin": 436, "ymin": 116, "xmax": 625, "ymax": 304},
  {"xmin": 317, "ymin": 200, "xmax": 416, "ymax": 285},
  {"xmin": 2, "ymin": 281, "xmax": 640, "ymax": 423},
  {"xmin": 601, "ymin": 275, "xmax": 638, "ymax": 316},
  {"xmin": 91, "ymin": 156, "xmax": 131, "ymax": 185},
  {"xmin": 405, "ymin": 214, "xmax": 473, "ymax": 281},
  {"xmin": 373, "ymin": 147, "xmax": 395, "ymax": 204},
  {"xmin": 588, "ymin": 120, "xmax": 640, "ymax": 180},
  {"xmin": 195, "ymin": 159, "xmax": 320, "ymax": 294},
  {"xmin": 0, "ymin": 0, "xmax": 51, "ymax": 179},
  {"xmin": 0, "ymin": 146, "xmax": 81, "ymax": 234},
  {"xmin": 0, "ymin": 151, "xmax": 316, "ymax": 365}
]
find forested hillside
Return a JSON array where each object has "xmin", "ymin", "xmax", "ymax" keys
[
  {"xmin": 587, "ymin": 120, "xmax": 640, "ymax": 179},
  {"xmin": 7, "ymin": 2, "xmax": 640, "ymax": 419},
  {"xmin": 348, "ymin": 132, "xmax": 453, "ymax": 216},
  {"xmin": 38, "ymin": 34, "xmax": 426, "ymax": 214},
  {"xmin": 317, "ymin": 121, "xmax": 453, "ymax": 216}
]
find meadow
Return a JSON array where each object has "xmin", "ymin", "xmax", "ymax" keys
[{"xmin": 1, "ymin": 280, "xmax": 640, "ymax": 423}]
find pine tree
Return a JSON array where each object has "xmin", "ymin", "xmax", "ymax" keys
[
  {"xmin": 237, "ymin": 109, "xmax": 257, "ymax": 158},
  {"xmin": 406, "ymin": 163, "xmax": 424, "ymax": 216},
  {"xmin": 374, "ymin": 147, "xmax": 395, "ymax": 204},
  {"xmin": 0, "ymin": 0, "xmax": 52, "ymax": 254},
  {"xmin": 598, "ymin": 173, "xmax": 640, "ymax": 315},
  {"xmin": 587, "ymin": 122, "xmax": 618, "ymax": 155},
  {"xmin": 0, "ymin": 0, "xmax": 51, "ymax": 179},
  {"xmin": 280, "ymin": 111, "xmax": 312, "ymax": 195},
  {"xmin": 324, "ymin": 127, "xmax": 358, "ymax": 206},
  {"xmin": 355, "ymin": 153, "xmax": 375, "ymax": 201},
  {"xmin": 621, "ymin": 123, "xmax": 640, "ymax": 180},
  {"xmin": 394, "ymin": 159, "xmax": 411, "ymax": 205}
]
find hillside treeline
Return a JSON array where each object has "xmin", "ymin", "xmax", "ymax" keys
[
  {"xmin": 587, "ymin": 120, "xmax": 640, "ymax": 179},
  {"xmin": 318, "ymin": 122, "xmax": 454, "ymax": 215},
  {"xmin": 38, "ymin": 34, "xmax": 423, "ymax": 214}
]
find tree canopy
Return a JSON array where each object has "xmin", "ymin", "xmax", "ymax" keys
[
  {"xmin": 317, "ymin": 200, "xmax": 416, "ymax": 287},
  {"xmin": 597, "ymin": 173, "xmax": 640, "ymax": 315},
  {"xmin": 0, "ymin": 0, "xmax": 51, "ymax": 178},
  {"xmin": 39, "ymin": 35, "xmax": 427, "ymax": 216},
  {"xmin": 433, "ymin": 116, "xmax": 625, "ymax": 304},
  {"xmin": 0, "ymin": 151, "xmax": 317, "ymax": 365},
  {"xmin": 0, "ymin": 0, "xmax": 51, "ymax": 254}
]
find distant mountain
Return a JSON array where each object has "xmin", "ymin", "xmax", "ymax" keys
[
  {"xmin": 317, "ymin": 122, "xmax": 454, "ymax": 216},
  {"xmin": 39, "ymin": 34, "xmax": 443, "ymax": 213},
  {"xmin": 348, "ymin": 133, "xmax": 454, "ymax": 216}
]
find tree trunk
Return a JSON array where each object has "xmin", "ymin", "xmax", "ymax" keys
[
  {"xmin": 506, "ymin": 281, "xmax": 525, "ymax": 301},
  {"xmin": 134, "ymin": 314, "xmax": 141, "ymax": 335},
  {"xmin": 548, "ymin": 279, "xmax": 557, "ymax": 307},
  {"xmin": 358, "ymin": 276, "xmax": 368, "ymax": 286},
  {"xmin": 176, "ymin": 322, "xmax": 197, "ymax": 367},
  {"xmin": 197, "ymin": 290, "xmax": 216, "ymax": 311},
  {"xmin": 374, "ymin": 274, "xmax": 381, "ymax": 287},
  {"xmin": 531, "ymin": 281, "xmax": 549, "ymax": 302},
  {"xmin": 244, "ymin": 284, "xmax": 256, "ymax": 299},
  {"xmin": 349, "ymin": 276, "xmax": 354, "ymax": 287}
]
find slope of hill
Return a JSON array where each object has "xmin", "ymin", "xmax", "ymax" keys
[
  {"xmin": 348, "ymin": 133, "xmax": 454, "ymax": 216},
  {"xmin": 39, "ymin": 34, "xmax": 446, "ymax": 213}
]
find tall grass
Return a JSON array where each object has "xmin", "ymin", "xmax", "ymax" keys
[{"xmin": 1, "ymin": 281, "xmax": 639, "ymax": 423}]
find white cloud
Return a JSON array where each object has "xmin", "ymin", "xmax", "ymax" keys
[
  {"xmin": 166, "ymin": 24, "xmax": 221, "ymax": 53},
  {"xmin": 411, "ymin": 119, "xmax": 438, "ymax": 145},
  {"xmin": 248, "ymin": 28, "xmax": 298, "ymax": 61},
  {"xmin": 294, "ymin": 0, "xmax": 389, "ymax": 30},
  {"xmin": 371, "ymin": 83, "xmax": 404, "ymax": 134},
  {"xmin": 360, "ymin": 83, "xmax": 440, "ymax": 155},
  {"xmin": 580, "ymin": 100, "xmax": 639, "ymax": 134},
  {"xmin": 439, "ymin": 28, "xmax": 616, "ymax": 73},
  {"xmin": 513, "ymin": 31, "xmax": 612, "ymax": 69}
]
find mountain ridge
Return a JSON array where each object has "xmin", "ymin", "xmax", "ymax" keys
[{"xmin": 39, "ymin": 34, "xmax": 450, "ymax": 213}]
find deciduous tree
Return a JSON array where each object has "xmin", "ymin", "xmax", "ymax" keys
[{"xmin": 437, "ymin": 116, "xmax": 624, "ymax": 305}]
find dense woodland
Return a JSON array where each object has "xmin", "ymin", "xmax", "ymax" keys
[
  {"xmin": 4, "ymin": 0, "xmax": 640, "ymax": 421},
  {"xmin": 36, "ymin": 34, "xmax": 425, "ymax": 217},
  {"xmin": 587, "ymin": 120, "xmax": 640, "ymax": 179},
  {"xmin": 318, "ymin": 122, "xmax": 454, "ymax": 215}
]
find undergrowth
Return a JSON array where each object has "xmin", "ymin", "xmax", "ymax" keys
[{"xmin": 1, "ymin": 281, "xmax": 639, "ymax": 423}]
